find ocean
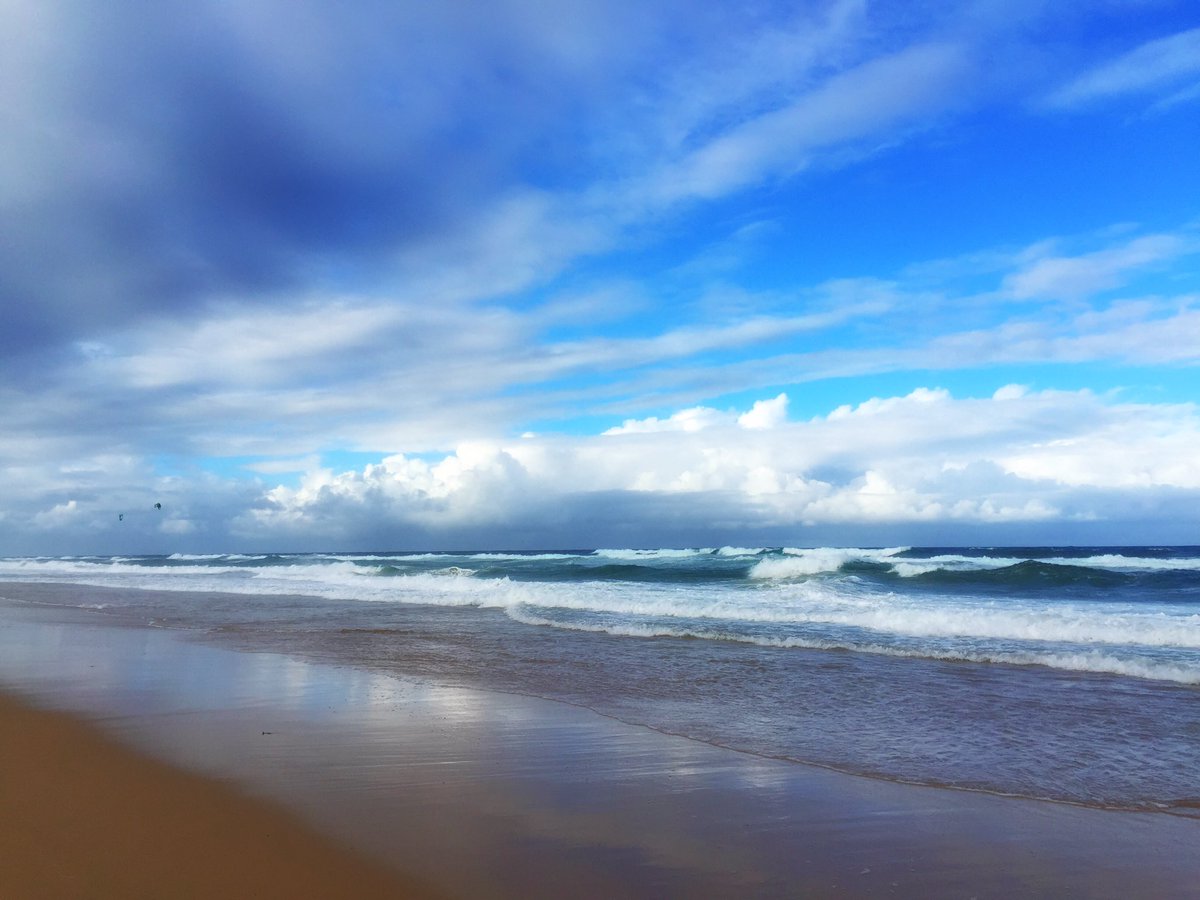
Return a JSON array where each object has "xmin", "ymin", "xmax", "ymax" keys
[{"xmin": 2, "ymin": 545, "xmax": 1197, "ymax": 816}]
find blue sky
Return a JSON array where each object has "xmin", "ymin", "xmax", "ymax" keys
[{"xmin": 2, "ymin": 0, "xmax": 1199, "ymax": 553}]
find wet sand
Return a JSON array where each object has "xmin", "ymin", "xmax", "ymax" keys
[
  {"xmin": 0, "ymin": 691, "xmax": 437, "ymax": 899},
  {"xmin": 1, "ymin": 592, "xmax": 1198, "ymax": 898}
]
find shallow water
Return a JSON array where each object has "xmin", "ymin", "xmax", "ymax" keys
[
  {"xmin": 5, "ymin": 605, "xmax": 1199, "ymax": 900},
  {"xmin": 1, "ymin": 545, "xmax": 1197, "ymax": 812}
]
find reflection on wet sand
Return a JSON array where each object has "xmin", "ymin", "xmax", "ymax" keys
[{"xmin": 2, "ymin": 599, "xmax": 1198, "ymax": 899}]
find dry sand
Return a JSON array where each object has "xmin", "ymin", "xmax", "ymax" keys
[{"xmin": 0, "ymin": 691, "xmax": 438, "ymax": 899}]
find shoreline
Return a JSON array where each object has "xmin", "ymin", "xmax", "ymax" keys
[
  {"xmin": 3, "ymin": 577, "xmax": 1196, "ymax": 817},
  {"xmin": 2, "ymin": 592, "xmax": 1199, "ymax": 898}
]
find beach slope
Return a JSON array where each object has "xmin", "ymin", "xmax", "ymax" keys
[{"xmin": 0, "ymin": 692, "xmax": 437, "ymax": 899}]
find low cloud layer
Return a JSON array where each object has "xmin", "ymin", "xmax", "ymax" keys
[
  {"xmin": 244, "ymin": 387, "xmax": 1200, "ymax": 543},
  {"xmin": 8, "ymin": 386, "xmax": 1196, "ymax": 554}
]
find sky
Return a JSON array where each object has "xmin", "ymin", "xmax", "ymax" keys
[{"xmin": 2, "ymin": 0, "xmax": 1199, "ymax": 554}]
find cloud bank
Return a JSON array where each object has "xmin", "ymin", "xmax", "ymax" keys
[{"xmin": 11, "ymin": 385, "xmax": 1193, "ymax": 554}]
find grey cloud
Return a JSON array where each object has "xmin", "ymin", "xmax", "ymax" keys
[
  {"xmin": 1, "ymin": 0, "xmax": 679, "ymax": 361},
  {"xmin": 234, "ymin": 480, "xmax": 1200, "ymax": 553},
  {"xmin": 4, "ymin": 0, "xmax": 1025, "ymax": 369},
  {"xmin": 234, "ymin": 486, "xmax": 809, "ymax": 553}
]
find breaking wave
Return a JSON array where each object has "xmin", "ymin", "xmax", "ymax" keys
[{"xmin": 2, "ymin": 546, "xmax": 1197, "ymax": 685}]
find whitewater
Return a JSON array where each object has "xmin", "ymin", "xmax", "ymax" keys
[{"xmin": 1, "ymin": 545, "xmax": 1197, "ymax": 813}]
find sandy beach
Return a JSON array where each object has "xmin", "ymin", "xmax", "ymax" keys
[
  {"xmin": 0, "ymin": 691, "xmax": 438, "ymax": 899},
  {"xmin": 2, "ymin": 590, "xmax": 1198, "ymax": 898}
]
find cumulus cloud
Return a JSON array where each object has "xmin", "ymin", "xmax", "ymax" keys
[
  {"xmin": 604, "ymin": 406, "xmax": 728, "ymax": 435},
  {"xmin": 738, "ymin": 393, "xmax": 789, "ymax": 430},
  {"xmin": 31, "ymin": 500, "xmax": 81, "ymax": 530},
  {"xmin": 232, "ymin": 388, "xmax": 1200, "ymax": 547},
  {"xmin": 6, "ymin": 384, "xmax": 1200, "ymax": 552},
  {"xmin": 605, "ymin": 393, "xmax": 789, "ymax": 435}
]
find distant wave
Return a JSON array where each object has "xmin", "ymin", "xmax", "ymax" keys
[
  {"xmin": 0, "ymin": 557, "xmax": 254, "ymax": 578},
  {"xmin": 167, "ymin": 553, "xmax": 268, "ymax": 561},
  {"xmin": 751, "ymin": 550, "xmax": 1200, "ymax": 584},
  {"xmin": 1060, "ymin": 554, "xmax": 1200, "ymax": 571},
  {"xmin": 905, "ymin": 560, "xmax": 1133, "ymax": 588},
  {"xmin": 466, "ymin": 552, "xmax": 580, "ymax": 561},
  {"xmin": 593, "ymin": 548, "xmax": 716, "ymax": 560}
]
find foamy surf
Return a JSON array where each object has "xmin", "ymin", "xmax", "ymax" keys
[
  {"xmin": 1, "ymin": 546, "xmax": 1197, "ymax": 685},
  {"xmin": 2, "ymin": 544, "xmax": 1198, "ymax": 814}
]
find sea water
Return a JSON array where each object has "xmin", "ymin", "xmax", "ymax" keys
[{"xmin": 1, "ymin": 546, "xmax": 1197, "ymax": 813}]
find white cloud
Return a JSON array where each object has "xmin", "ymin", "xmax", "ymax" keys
[
  {"xmin": 1150, "ymin": 79, "xmax": 1200, "ymax": 114},
  {"xmin": 7, "ymin": 221, "xmax": 1194, "ymax": 480},
  {"xmin": 827, "ymin": 387, "xmax": 951, "ymax": 420},
  {"xmin": 646, "ymin": 0, "xmax": 870, "ymax": 156},
  {"xmin": 996, "ymin": 405, "xmax": 1200, "ymax": 489},
  {"xmin": 738, "ymin": 393, "xmax": 789, "ymax": 430},
  {"xmin": 111, "ymin": 301, "xmax": 395, "ymax": 389},
  {"xmin": 921, "ymin": 302, "xmax": 1200, "ymax": 368},
  {"xmin": 32, "ymin": 500, "xmax": 81, "ymax": 530},
  {"xmin": 1045, "ymin": 27, "xmax": 1200, "ymax": 109},
  {"xmin": 7, "ymin": 384, "xmax": 1200, "ymax": 551},
  {"xmin": 241, "ymin": 388, "xmax": 1200, "ymax": 543},
  {"xmin": 390, "ymin": 189, "xmax": 611, "ymax": 306},
  {"xmin": 650, "ymin": 41, "xmax": 969, "ymax": 203},
  {"xmin": 604, "ymin": 406, "xmax": 728, "ymax": 435},
  {"xmin": 992, "ymin": 384, "xmax": 1028, "ymax": 401},
  {"xmin": 1004, "ymin": 234, "xmax": 1190, "ymax": 300},
  {"xmin": 605, "ymin": 392, "xmax": 791, "ymax": 435}
]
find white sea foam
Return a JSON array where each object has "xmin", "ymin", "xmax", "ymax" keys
[
  {"xmin": 505, "ymin": 605, "xmax": 1200, "ymax": 685},
  {"xmin": 752, "ymin": 547, "xmax": 907, "ymax": 578},
  {"xmin": 1047, "ymin": 554, "xmax": 1200, "ymax": 571},
  {"xmin": 465, "ymin": 552, "xmax": 580, "ymax": 561},
  {"xmin": 890, "ymin": 553, "xmax": 1200, "ymax": 577},
  {"xmin": 593, "ymin": 548, "xmax": 714, "ymax": 560},
  {"xmin": 0, "ymin": 558, "xmax": 252, "ymax": 579},
  {"xmin": 780, "ymin": 546, "xmax": 910, "ymax": 557},
  {"xmin": 3, "ymin": 550, "xmax": 1197, "ymax": 685},
  {"xmin": 801, "ymin": 549, "xmax": 1200, "ymax": 579},
  {"xmin": 5, "ymin": 555, "xmax": 1196, "ymax": 649},
  {"xmin": 167, "ymin": 553, "xmax": 267, "ymax": 561},
  {"xmin": 804, "ymin": 601, "xmax": 1200, "ymax": 647},
  {"xmin": 332, "ymin": 553, "xmax": 479, "ymax": 562},
  {"xmin": 890, "ymin": 556, "xmax": 1024, "ymax": 577},
  {"xmin": 493, "ymin": 578, "xmax": 1200, "ymax": 648}
]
